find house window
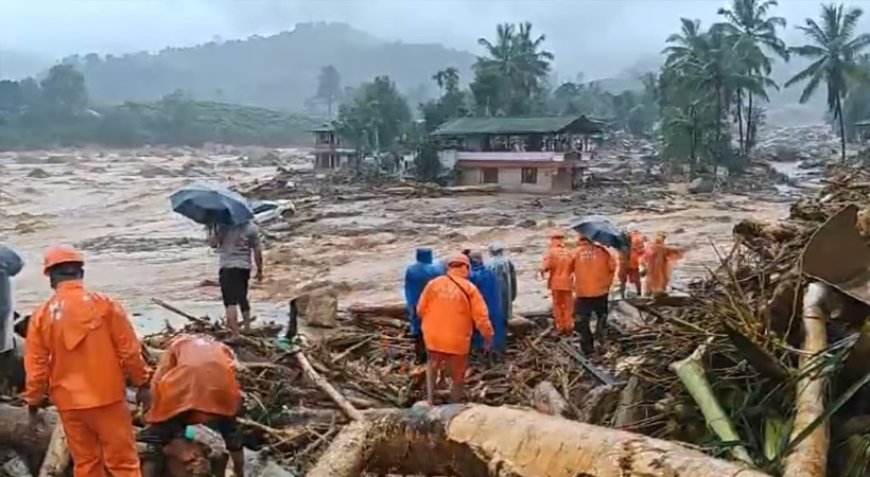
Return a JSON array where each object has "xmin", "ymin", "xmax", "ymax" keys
[
  {"xmin": 521, "ymin": 167, "xmax": 538, "ymax": 184},
  {"xmin": 482, "ymin": 168, "xmax": 499, "ymax": 184}
]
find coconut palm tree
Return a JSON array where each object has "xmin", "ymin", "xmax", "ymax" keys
[
  {"xmin": 717, "ymin": 0, "xmax": 788, "ymax": 155},
  {"xmin": 786, "ymin": 4, "xmax": 870, "ymax": 162},
  {"xmin": 474, "ymin": 22, "xmax": 553, "ymax": 115}
]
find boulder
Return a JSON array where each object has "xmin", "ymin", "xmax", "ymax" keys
[
  {"xmin": 298, "ymin": 287, "xmax": 338, "ymax": 328},
  {"xmin": 688, "ymin": 177, "xmax": 715, "ymax": 194}
]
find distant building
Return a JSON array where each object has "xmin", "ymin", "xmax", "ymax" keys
[
  {"xmin": 856, "ymin": 119, "xmax": 870, "ymax": 142},
  {"xmin": 312, "ymin": 124, "xmax": 358, "ymax": 170},
  {"xmin": 430, "ymin": 115, "xmax": 604, "ymax": 193}
]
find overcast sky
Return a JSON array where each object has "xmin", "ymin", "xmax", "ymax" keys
[{"xmin": 1, "ymin": 0, "xmax": 868, "ymax": 78}]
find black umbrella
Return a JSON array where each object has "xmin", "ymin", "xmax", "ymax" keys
[
  {"xmin": 571, "ymin": 216, "xmax": 629, "ymax": 251},
  {"xmin": 170, "ymin": 183, "xmax": 254, "ymax": 226}
]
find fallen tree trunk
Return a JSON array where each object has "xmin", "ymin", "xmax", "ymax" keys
[
  {"xmin": 346, "ymin": 302, "xmax": 406, "ymax": 319},
  {"xmin": 531, "ymin": 381, "xmax": 569, "ymax": 417},
  {"xmin": 783, "ymin": 282, "xmax": 830, "ymax": 477},
  {"xmin": 614, "ymin": 376, "xmax": 643, "ymax": 430},
  {"xmin": 37, "ymin": 424, "xmax": 70, "ymax": 477},
  {"xmin": 307, "ymin": 404, "xmax": 771, "ymax": 477}
]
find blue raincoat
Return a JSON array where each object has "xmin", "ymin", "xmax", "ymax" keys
[
  {"xmin": 470, "ymin": 261, "xmax": 506, "ymax": 353},
  {"xmin": 403, "ymin": 248, "xmax": 443, "ymax": 337},
  {"xmin": 0, "ymin": 245, "xmax": 23, "ymax": 354}
]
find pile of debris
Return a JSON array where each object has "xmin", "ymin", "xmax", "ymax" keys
[{"xmin": 618, "ymin": 166, "xmax": 870, "ymax": 476}]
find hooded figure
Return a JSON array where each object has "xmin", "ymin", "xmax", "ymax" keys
[
  {"xmin": 488, "ymin": 243, "xmax": 517, "ymax": 321},
  {"xmin": 642, "ymin": 233, "xmax": 683, "ymax": 295},
  {"xmin": 468, "ymin": 251, "xmax": 505, "ymax": 353},
  {"xmin": 0, "ymin": 245, "xmax": 24, "ymax": 354},
  {"xmin": 404, "ymin": 248, "xmax": 444, "ymax": 361}
]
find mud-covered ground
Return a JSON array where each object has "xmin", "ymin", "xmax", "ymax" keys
[{"xmin": 0, "ymin": 147, "xmax": 790, "ymax": 334}]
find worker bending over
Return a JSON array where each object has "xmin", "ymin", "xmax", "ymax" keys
[
  {"xmin": 642, "ymin": 232, "xmax": 683, "ymax": 296},
  {"xmin": 25, "ymin": 246, "xmax": 150, "ymax": 477},
  {"xmin": 572, "ymin": 234, "xmax": 616, "ymax": 354},
  {"xmin": 540, "ymin": 230, "xmax": 575, "ymax": 335},
  {"xmin": 139, "ymin": 333, "xmax": 244, "ymax": 477},
  {"xmin": 618, "ymin": 230, "xmax": 647, "ymax": 297},
  {"xmin": 417, "ymin": 254, "xmax": 493, "ymax": 404}
]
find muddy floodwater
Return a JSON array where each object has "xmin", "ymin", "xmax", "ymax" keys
[{"xmin": 0, "ymin": 148, "xmax": 790, "ymax": 334}]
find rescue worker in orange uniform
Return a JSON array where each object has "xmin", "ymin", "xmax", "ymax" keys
[
  {"xmin": 571, "ymin": 234, "xmax": 616, "ymax": 354},
  {"xmin": 618, "ymin": 230, "xmax": 647, "ymax": 297},
  {"xmin": 540, "ymin": 230, "xmax": 575, "ymax": 335},
  {"xmin": 138, "ymin": 333, "xmax": 244, "ymax": 477},
  {"xmin": 417, "ymin": 254, "xmax": 493, "ymax": 404},
  {"xmin": 642, "ymin": 233, "xmax": 684, "ymax": 296},
  {"xmin": 25, "ymin": 246, "xmax": 150, "ymax": 477}
]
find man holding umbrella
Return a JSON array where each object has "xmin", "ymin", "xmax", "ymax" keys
[
  {"xmin": 571, "ymin": 217, "xmax": 621, "ymax": 354},
  {"xmin": 208, "ymin": 221, "xmax": 263, "ymax": 342},
  {"xmin": 170, "ymin": 184, "xmax": 264, "ymax": 343}
]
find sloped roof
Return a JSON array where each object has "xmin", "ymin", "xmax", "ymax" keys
[{"xmin": 431, "ymin": 115, "xmax": 604, "ymax": 136}]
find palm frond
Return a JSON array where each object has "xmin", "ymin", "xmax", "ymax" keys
[{"xmin": 785, "ymin": 57, "xmax": 825, "ymax": 88}]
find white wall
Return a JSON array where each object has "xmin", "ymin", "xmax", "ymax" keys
[{"xmin": 458, "ymin": 166, "xmax": 557, "ymax": 193}]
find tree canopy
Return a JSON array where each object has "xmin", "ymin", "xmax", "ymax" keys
[{"xmin": 786, "ymin": 4, "xmax": 870, "ymax": 161}]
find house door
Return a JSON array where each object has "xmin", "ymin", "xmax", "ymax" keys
[{"xmin": 482, "ymin": 168, "xmax": 499, "ymax": 184}]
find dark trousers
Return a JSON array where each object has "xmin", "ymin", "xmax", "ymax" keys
[
  {"xmin": 219, "ymin": 268, "xmax": 251, "ymax": 312},
  {"xmin": 574, "ymin": 295, "xmax": 609, "ymax": 353}
]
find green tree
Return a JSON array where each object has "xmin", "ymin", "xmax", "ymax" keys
[
  {"xmin": 786, "ymin": 4, "xmax": 870, "ymax": 161},
  {"xmin": 433, "ymin": 67, "xmax": 460, "ymax": 94},
  {"xmin": 40, "ymin": 64, "xmax": 88, "ymax": 116},
  {"xmin": 335, "ymin": 75, "xmax": 411, "ymax": 152},
  {"xmin": 421, "ymin": 68, "xmax": 469, "ymax": 132},
  {"xmin": 662, "ymin": 19, "xmax": 772, "ymax": 170},
  {"xmin": 472, "ymin": 22, "xmax": 554, "ymax": 115},
  {"xmin": 717, "ymin": 0, "xmax": 788, "ymax": 155},
  {"xmin": 414, "ymin": 140, "xmax": 442, "ymax": 182},
  {"xmin": 316, "ymin": 65, "xmax": 342, "ymax": 119}
]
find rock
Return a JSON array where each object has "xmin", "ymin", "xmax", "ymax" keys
[
  {"xmin": 518, "ymin": 219, "xmax": 537, "ymax": 228},
  {"xmin": 1, "ymin": 454, "xmax": 31, "ymax": 477},
  {"xmin": 297, "ymin": 286, "xmax": 338, "ymax": 329},
  {"xmin": 688, "ymin": 177, "xmax": 714, "ymax": 194},
  {"xmin": 26, "ymin": 168, "xmax": 50, "ymax": 179},
  {"xmin": 507, "ymin": 315, "xmax": 536, "ymax": 336}
]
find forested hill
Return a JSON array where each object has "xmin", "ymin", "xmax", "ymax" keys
[{"xmin": 59, "ymin": 22, "xmax": 476, "ymax": 111}]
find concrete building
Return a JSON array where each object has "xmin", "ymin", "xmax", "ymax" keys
[
  {"xmin": 431, "ymin": 115, "xmax": 604, "ymax": 193},
  {"xmin": 312, "ymin": 124, "xmax": 358, "ymax": 170}
]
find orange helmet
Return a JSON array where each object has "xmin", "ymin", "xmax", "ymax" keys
[
  {"xmin": 447, "ymin": 254, "xmax": 471, "ymax": 267},
  {"xmin": 43, "ymin": 246, "xmax": 84, "ymax": 275},
  {"xmin": 549, "ymin": 230, "xmax": 565, "ymax": 239}
]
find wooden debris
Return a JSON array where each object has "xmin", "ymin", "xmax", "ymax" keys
[{"xmin": 532, "ymin": 381, "xmax": 569, "ymax": 417}]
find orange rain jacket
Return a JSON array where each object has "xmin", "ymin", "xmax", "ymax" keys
[
  {"xmin": 541, "ymin": 238, "xmax": 574, "ymax": 291},
  {"xmin": 628, "ymin": 232, "xmax": 647, "ymax": 269},
  {"xmin": 417, "ymin": 268, "xmax": 493, "ymax": 355},
  {"xmin": 147, "ymin": 334, "xmax": 241, "ymax": 424},
  {"xmin": 643, "ymin": 237, "xmax": 684, "ymax": 294},
  {"xmin": 572, "ymin": 239, "xmax": 617, "ymax": 298},
  {"xmin": 24, "ymin": 280, "xmax": 150, "ymax": 411}
]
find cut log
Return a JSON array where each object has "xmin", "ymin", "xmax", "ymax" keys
[
  {"xmin": 308, "ymin": 403, "xmax": 772, "ymax": 477},
  {"xmin": 614, "ymin": 376, "xmax": 643, "ymax": 429},
  {"xmin": 37, "ymin": 424, "xmax": 70, "ymax": 477},
  {"xmin": 783, "ymin": 282, "xmax": 830, "ymax": 477},
  {"xmin": 346, "ymin": 302, "xmax": 406, "ymax": 319},
  {"xmin": 293, "ymin": 352, "xmax": 363, "ymax": 421},
  {"xmin": 305, "ymin": 420, "xmax": 372, "ymax": 477},
  {"xmin": 531, "ymin": 381, "xmax": 569, "ymax": 417}
]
